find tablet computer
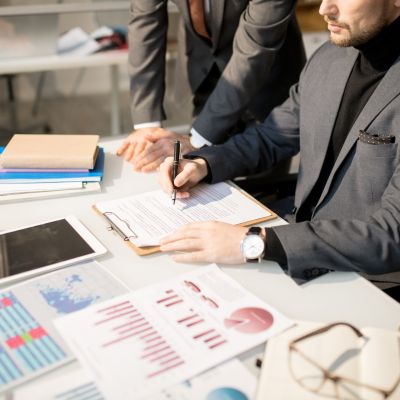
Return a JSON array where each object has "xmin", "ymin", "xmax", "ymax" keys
[{"xmin": 0, "ymin": 216, "xmax": 107, "ymax": 284}]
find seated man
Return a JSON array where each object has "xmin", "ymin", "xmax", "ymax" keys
[{"xmin": 158, "ymin": 0, "xmax": 400, "ymax": 281}]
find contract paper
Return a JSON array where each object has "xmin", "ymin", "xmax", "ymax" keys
[
  {"xmin": 14, "ymin": 359, "xmax": 256, "ymax": 400},
  {"xmin": 55, "ymin": 264, "xmax": 292, "ymax": 400},
  {"xmin": 95, "ymin": 182, "xmax": 272, "ymax": 246},
  {"xmin": 0, "ymin": 261, "xmax": 129, "ymax": 393}
]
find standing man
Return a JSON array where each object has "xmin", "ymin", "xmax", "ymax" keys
[
  {"xmin": 118, "ymin": 0, "xmax": 306, "ymax": 172},
  {"xmin": 158, "ymin": 0, "xmax": 400, "ymax": 281}
]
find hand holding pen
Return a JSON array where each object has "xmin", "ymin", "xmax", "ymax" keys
[
  {"xmin": 158, "ymin": 143, "xmax": 209, "ymax": 201},
  {"xmin": 172, "ymin": 140, "xmax": 181, "ymax": 205}
]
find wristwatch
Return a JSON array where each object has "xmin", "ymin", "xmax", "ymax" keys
[{"xmin": 240, "ymin": 227, "xmax": 266, "ymax": 263}]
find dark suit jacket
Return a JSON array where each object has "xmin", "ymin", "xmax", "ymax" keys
[
  {"xmin": 128, "ymin": 0, "xmax": 306, "ymax": 143},
  {"xmin": 190, "ymin": 42, "xmax": 400, "ymax": 279}
]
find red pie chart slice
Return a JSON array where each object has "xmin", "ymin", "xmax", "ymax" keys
[{"xmin": 224, "ymin": 307, "xmax": 274, "ymax": 334}]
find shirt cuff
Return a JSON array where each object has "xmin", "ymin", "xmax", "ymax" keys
[
  {"xmin": 264, "ymin": 228, "xmax": 288, "ymax": 268},
  {"xmin": 134, "ymin": 121, "xmax": 161, "ymax": 130},
  {"xmin": 190, "ymin": 127, "xmax": 212, "ymax": 149}
]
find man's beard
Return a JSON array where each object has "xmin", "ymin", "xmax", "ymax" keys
[{"xmin": 326, "ymin": 15, "xmax": 389, "ymax": 47}]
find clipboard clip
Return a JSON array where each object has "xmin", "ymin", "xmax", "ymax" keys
[{"xmin": 103, "ymin": 211, "xmax": 138, "ymax": 241}]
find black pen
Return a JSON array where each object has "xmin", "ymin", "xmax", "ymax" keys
[{"xmin": 172, "ymin": 140, "xmax": 181, "ymax": 205}]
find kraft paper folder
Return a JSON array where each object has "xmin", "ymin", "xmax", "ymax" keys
[
  {"xmin": 93, "ymin": 182, "xmax": 277, "ymax": 256},
  {"xmin": 0, "ymin": 134, "xmax": 99, "ymax": 169}
]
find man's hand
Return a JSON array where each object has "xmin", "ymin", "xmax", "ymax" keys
[
  {"xmin": 117, "ymin": 126, "xmax": 166, "ymax": 166},
  {"xmin": 160, "ymin": 222, "xmax": 248, "ymax": 264},
  {"xmin": 134, "ymin": 131, "xmax": 195, "ymax": 172},
  {"xmin": 117, "ymin": 128, "xmax": 195, "ymax": 172},
  {"xmin": 158, "ymin": 157, "xmax": 208, "ymax": 199}
]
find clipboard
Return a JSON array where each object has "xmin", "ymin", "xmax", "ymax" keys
[{"xmin": 92, "ymin": 182, "xmax": 277, "ymax": 256}]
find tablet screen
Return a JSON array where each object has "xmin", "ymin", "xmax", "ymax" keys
[{"xmin": 0, "ymin": 219, "xmax": 96, "ymax": 278}]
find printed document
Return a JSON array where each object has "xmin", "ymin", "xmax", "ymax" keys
[
  {"xmin": 14, "ymin": 359, "xmax": 256, "ymax": 400},
  {"xmin": 55, "ymin": 264, "xmax": 292, "ymax": 400},
  {"xmin": 95, "ymin": 182, "xmax": 272, "ymax": 246},
  {"xmin": 0, "ymin": 261, "xmax": 128, "ymax": 393}
]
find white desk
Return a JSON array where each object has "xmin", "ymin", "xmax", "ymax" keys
[
  {"xmin": 0, "ymin": 50, "xmax": 128, "ymax": 136},
  {"xmin": 1, "ymin": 136, "xmax": 400, "ymax": 397}
]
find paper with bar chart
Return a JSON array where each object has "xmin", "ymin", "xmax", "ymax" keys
[
  {"xmin": 0, "ymin": 261, "xmax": 129, "ymax": 393},
  {"xmin": 14, "ymin": 358, "xmax": 256, "ymax": 400},
  {"xmin": 55, "ymin": 264, "xmax": 293, "ymax": 399}
]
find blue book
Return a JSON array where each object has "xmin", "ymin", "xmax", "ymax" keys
[{"xmin": 0, "ymin": 147, "xmax": 104, "ymax": 183}]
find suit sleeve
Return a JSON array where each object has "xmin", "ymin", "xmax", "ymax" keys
[
  {"xmin": 128, "ymin": 0, "xmax": 168, "ymax": 125},
  {"xmin": 271, "ymin": 172, "xmax": 400, "ymax": 279},
  {"xmin": 192, "ymin": 0, "xmax": 299, "ymax": 143},
  {"xmin": 188, "ymin": 80, "xmax": 302, "ymax": 182}
]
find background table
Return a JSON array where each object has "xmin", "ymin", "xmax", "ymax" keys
[
  {"xmin": 1, "ymin": 135, "xmax": 399, "ymax": 397},
  {"xmin": 0, "ymin": 50, "xmax": 129, "ymax": 136}
]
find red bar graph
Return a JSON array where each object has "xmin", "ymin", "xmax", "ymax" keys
[
  {"xmin": 177, "ymin": 314, "xmax": 198, "ymax": 324},
  {"xmin": 193, "ymin": 329, "xmax": 215, "ymax": 339},
  {"xmin": 94, "ymin": 299, "xmax": 185, "ymax": 379},
  {"xmin": 156, "ymin": 294, "xmax": 179, "ymax": 304},
  {"xmin": 186, "ymin": 319, "xmax": 204, "ymax": 327},
  {"xmin": 156, "ymin": 290, "xmax": 185, "ymax": 308},
  {"xmin": 204, "ymin": 334, "xmax": 221, "ymax": 343},
  {"xmin": 165, "ymin": 299, "xmax": 184, "ymax": 307},
  {"xmin": 149, "ymin": 350, "xmax": 175, "ymax": 363},
  {"xmin": 209, "ymin": 340, "xmax": 227, "ymax": 349},
  {"xmin": 143, "ymin": 341, "xmax": 166, "ymax": 352},
  {"xmin": 145, "ymin": 335, "xmax": 162, "ymax": 344},
  {"xmin": 95, "ymin": 309, "xmax": 137, "ymax": 326},
  {"xmin": 147, "ymin": 360, "xmax": 185, "ymax": 379},
  {"xmin": 97, "ymin": 300, "xmax": 131, "ymax": 313}
]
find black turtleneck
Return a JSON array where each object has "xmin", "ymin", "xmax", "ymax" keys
[
  {"xmin": 266, "ymin": 16, "xmax": 400, "ymax": 267},
  {"xmin": 297, "ymin": 15, "xmax": 400, "ymax": 222}
]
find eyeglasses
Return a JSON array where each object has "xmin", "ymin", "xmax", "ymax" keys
[
  {"xmin": 288, "ymin": 322, "xmax": 400, "ymax": 400},
  {"xmin": 183, "ymin": 280, "xmax": 219, "ymax": 309}
]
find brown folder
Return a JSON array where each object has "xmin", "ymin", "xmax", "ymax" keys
[{"xmin": 0, "ymin": 134, "xmax": 99, "ymax": 169}]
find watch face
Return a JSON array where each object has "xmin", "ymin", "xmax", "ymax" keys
[{"xmin": 242, "ymin": 235, "xmax": 264, "ymax": 259}]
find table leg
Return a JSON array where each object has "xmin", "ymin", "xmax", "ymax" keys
[{"xmin": 110, "ymin": 64, "xmax": 120, "ymax": 135}]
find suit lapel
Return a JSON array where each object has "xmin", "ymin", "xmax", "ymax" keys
[
  {"xmin": 300, "ymin": 47, "xmax": 358, "ymax": 204},
  {"xmin": 315, "ymin": 55, "xmax": 400, "ymax": 210},
  {"xmin": 210, "ymin": 0, "xmax": 225, "ymax": 50}
]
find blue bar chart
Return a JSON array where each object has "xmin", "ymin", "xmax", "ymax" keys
[
  {"xmin": 0, "ymin": 261, "xmax": 129, "ymax": 393},
  {"xmin": 0, "ymin": 292, "xmax": 66, "ymax": 378},
  {"xmin": 0, "ymin": 344, "xmax": 22, "ymax": 386}
]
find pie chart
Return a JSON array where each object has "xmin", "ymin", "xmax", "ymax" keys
[
  {"xmin": 224, "ymin": 307, "xmax": 274, "ymax": 334},
  {"xmin": 207, "ymin": 387, "xmax": 248, "ymax": 400}
]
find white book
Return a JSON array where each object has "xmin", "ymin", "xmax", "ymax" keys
[
  {"xmin": 0, "ymin": 182, "xmax": 101, "ymax": 203},
  {"xmin": 0, "ymin": 181, "xmax": 83, "ymax": 194}
]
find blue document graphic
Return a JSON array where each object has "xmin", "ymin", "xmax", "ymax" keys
[{"xmin": 0, "ymin": 261, "xmax": 128, "ymax": 393}]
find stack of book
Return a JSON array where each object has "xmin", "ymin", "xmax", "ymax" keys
[{"xmin": 0, "ymin": 134, "xmax": 104, "ymax": 202}]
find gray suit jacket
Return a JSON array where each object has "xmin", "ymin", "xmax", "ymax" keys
[
  {"xmin": 128, "ymin": 0, "xmax": 305, "ymax": 143},
  {"xmin": 191, "ymin": 42, "xmax": 400, "ymax": 279}
]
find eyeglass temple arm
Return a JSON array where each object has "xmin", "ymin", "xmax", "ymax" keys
[{"xmin": 291, "ymin": 322, "xmax": 364, "ymax": 345}]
